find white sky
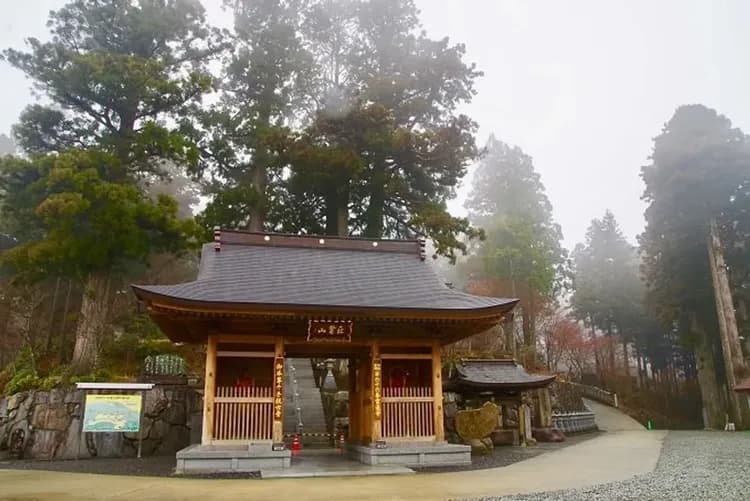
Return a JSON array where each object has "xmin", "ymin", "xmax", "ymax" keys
[{"xmin": 2, "ymin": 0, "xmax": 749, "ymax": 250}]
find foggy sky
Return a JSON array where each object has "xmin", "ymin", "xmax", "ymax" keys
[{"xmin": 2, "ymin": 0, "xmax": 749, "ymax": 250}]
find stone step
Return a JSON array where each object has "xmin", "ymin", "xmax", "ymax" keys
[{"xmin": 284, "ymin": 358, "xmax": 327, "ymax": 434}]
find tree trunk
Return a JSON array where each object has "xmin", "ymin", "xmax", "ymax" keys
[
  {"xmin": 71, "ymin": 273, "xmax": 110, "ymax": 373},
  {"xmin": 247, "ymin": 163, "xmax": 267, "ymax": 232},
  {"xmin": 707, "ymin": 218, "xmax": 750, "ymax": 428},
  {"xmin": 622, "ymin": 338, "xmax": 629, "ymax": 377},
  {"xmin": 247, "ymin": 106, "xmax": 273, "ymax": 233},
  {"xmin": 692, "ymin": 313, "xmax": 727, "ymax": 429},
  {"xmin": 635, "ymin": 347, "xmax": 644, "ymax": 388},
  {"xmin": 59, "ymin": 279, "xmax": 74, "ymax": 362},
  {"xmin": 324, "ymin": 186, "xmax": 349, "ymax": 237},
  {"xmin": 503, "ymin": 316, "xmax": 516, "ymax": 359},
  {"xmin": 45, "ymin": 276, "xmax": 61, "ymax": 353},
  {"xmin": 521, "ymin": 305, "xmax": 535, "ymax": 368},
  {"xmin": 364, "ymin": 162, "xmax": 386, "ymax": 238},
  {"xmin": 606, "ymin": 323, "xmax": 616, "ymax": 373}
]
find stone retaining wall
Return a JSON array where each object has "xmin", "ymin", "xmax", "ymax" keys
[{"xmin": 0, "ymin": 386, "xmax": 203, "ymax": 460}]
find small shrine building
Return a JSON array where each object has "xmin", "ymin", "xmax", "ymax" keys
[
  {"xmin": 132, "ymin": 230, "xmax": 517, "ymax": 472},
  {"xmin": 447, "ymin": 359, "xmax": 556, "ymax": 445}
]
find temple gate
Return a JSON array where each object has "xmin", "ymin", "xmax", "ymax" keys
[{"xmin": 133, "ymin": 230, "xmax": 517, "ymax": 472}]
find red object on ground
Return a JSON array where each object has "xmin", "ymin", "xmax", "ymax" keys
[
  {"xmin": 291, "ymin": 434, "xmax": 301, "ymax": 453},
  {"xmin": 336, "ymin": 431, "xmax": 346, "ymax": 454}
]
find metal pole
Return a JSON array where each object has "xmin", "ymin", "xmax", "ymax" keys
[
  {"xmin": 77, "ymin": 392, "xmax": 86, "ymax": 460},
  {"xmin": 137, "ymin": 390, "xmax": 145, "ymax": 459}
]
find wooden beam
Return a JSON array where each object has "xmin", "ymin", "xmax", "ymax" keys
[
  {"xmin": 432, "ymin": 340, "xmax": 445, "ymax": 442},
  {"xmin": 380, "ymin": 353, "xmax": 432, "ymax": 360},
  {"xmin": 215, "ymin": 334, "xmax": 277, "ymax": 344},
  {"xmin": 378, "ymin": 338, "xmax": 435, "ymax": 347},
  {"xmin": 201, "ymin": 335, "xmax": 217, "ymax": 445},
  {"xmin": 216, "ymin": 351, "xmax": 275, "ymax": 358},
  {"xmin": 272, "ymin": 337, "xmax": 285, "ymax": 444}
]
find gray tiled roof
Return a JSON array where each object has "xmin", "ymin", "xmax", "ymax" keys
[
  {"xmin": 452, "ymin": 359, "xmax": 556, "ymax": 388},
  {"xmin": 134, "ymin": 242, "xmax": 516, "ymax": 312}
]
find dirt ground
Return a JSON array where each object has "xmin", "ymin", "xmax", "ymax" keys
[{"xmin": 0, "ymin": 432, "xmax": 600, "ymax": 478}]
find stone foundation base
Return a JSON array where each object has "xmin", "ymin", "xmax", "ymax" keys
[
  {"xmin": 347, "ymin": 442, "xmax": 471, "ymax": 467},
  {"xmin": 175, "ymin": 444, "xmax": 291, "ymax": 474}
]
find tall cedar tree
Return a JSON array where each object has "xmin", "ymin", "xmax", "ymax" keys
[
  {"xmin": 2, "ymin": 0, "xmax": 220, "ymax": 176},
  {"xmin": 464, "ymin": 135, "xmax": 566, "ymax": 366},
  {"xmin": 640, "ymin": 104, "xmax": 750, "ymax": 428},
  {"xmin": 2, "ymin": 0, "xmax": 216, "ymax": 371},
  {"xmin": 571, "ymin": 211, "xmax": 657, "ymax": 380},
  {"xmin": 189, "ymin": 0, "xmax": 314, "ymax": 232},
  {"xmin": 199, "ymin": 0, "xmax": 482, "ymax": 259}
]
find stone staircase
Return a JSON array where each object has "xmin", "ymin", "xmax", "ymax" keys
[{"xmin": 284, "ymin": 358, "xmax": 330, "ymax": 447}]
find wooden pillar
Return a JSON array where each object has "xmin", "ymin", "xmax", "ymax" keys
[
  {"xmin": 371, "ymin": 340, "xmax": 382, "ymax": 444},
  {"xmin": 272, "ymin": 336, "xmax": 285, "ymax": 444},
  {"xmin": 358, "ymin": 356, "xmax": 370, "ymax": 442},
  {"xmin": 432, "ymin": 340, "xmax": 445, "ymax": 442},
  {"xmin": 348, "ymin": 358, "xmax": 360, "ymax": 442},
  {"xmin": 201, "ymin": 334, "xmax": 217, "ymax": 445}
]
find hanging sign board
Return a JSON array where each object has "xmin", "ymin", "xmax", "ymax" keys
[
  {"xmin": 307, "ymin": 320, "xmax": 353, "ymax": 342},
  {"xmin": 372, "ymin": 358, "xmax": 383, "ymax": 420},
  {"xmin": 273, "ymin": 357, "xmax": 284, "ymax": 421},
  {"xmin": 82, "ymin": 394, "xmax": 143, "ymax": 433}
]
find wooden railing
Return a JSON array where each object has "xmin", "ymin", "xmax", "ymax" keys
[
  {"xmin": 569, "ymin": 382, "xmax": 619, "ymax": 408},
  {"xmin": 381, "ymin": 387, "xmax": 435, "ymax": 439},
  {"xmin": 213, "ymin": 386, "xmax": 273, "ymax": 441}
]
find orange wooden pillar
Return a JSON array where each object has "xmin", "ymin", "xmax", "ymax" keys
[
  {"xmin": 348, "ymin": 358, "xmax": 361, "ymax": 442},
  {"xmin": 201, "ymin": 335, "xmax": 217, "ymax": 444},
  {"xmin": 432, "ymin": 340, "xmax": 445, "ymax": 442},
  {"xmin": 358, "ymin": 353, "xmax": 372, "ymax": 442}
]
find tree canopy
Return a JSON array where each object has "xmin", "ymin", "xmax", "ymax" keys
[
  {"xmin": 640, "ymin": 104, "xmax": 750, "ymax": 427},
  {"xmin": 463, "ymin": 135, "xmax": 566, "ymax": 365},
  {"xmin": 2, "ymin": 0, "xmax": 220, "ymax": 175},
  {"xmin": 192, "ymin": 0, "xmax": 482, "ymax": 260}
]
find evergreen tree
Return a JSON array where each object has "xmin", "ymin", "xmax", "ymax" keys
[
  {"xmin": 571, "ymin": 211, "xmax": 654, "ymax": 380},
  {"xmin": 188, "ymin": 0, "xmax": 314, "ymax": 232},
  {"xmin": 199, "ymin": 0, "xmax": 484, "ymax": 259},
  {"xmin": 2, "ymin": 0, "xmax": 220, "ymax": 175},
  {"xmin": 1, "ymin": 0, "xmax": 216, "ymax": 371},
  {"xmin": 640, "ymin": 104, "xmax": 750, "ymax": 428},
  {"xmin": 0, "ymin": 151, "xmax": 195, "ymax": 372},
  {"xmin": 464, "ymin": 135, "xmax": 566, "ymax": 366}
]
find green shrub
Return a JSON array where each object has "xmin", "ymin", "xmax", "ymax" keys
[{"xmin": 2, "ymin": 347, "xmax": 115, "ymax": 395}]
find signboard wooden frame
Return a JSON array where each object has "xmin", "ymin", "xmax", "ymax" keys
[{"xmin": 306, "ymin": 320, "xmax": 354, "ymax": 343}]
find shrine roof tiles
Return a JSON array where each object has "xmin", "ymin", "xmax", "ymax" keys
[
  {"xmin": 452, "ymin": 359, "xmax": 556, "ymax": 389},
  {"xmin": 132, "ymin": 231, "xmax": 517, "ymax": 315}
]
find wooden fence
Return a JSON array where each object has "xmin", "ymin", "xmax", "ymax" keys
[
  {"xmin": 381, "ymin": 387, "xmax": 435, "ymax": 439},
  {"xmin": 213, "ymin": 386, "xmax": 273, "ymax": 441},
  {"xmin": 569, "ymin": 382, "xmax": 619, "ymax": 408}
]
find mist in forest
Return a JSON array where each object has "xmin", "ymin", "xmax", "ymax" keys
[{"xmin": 0, "ymin": 0, "xmax": 748, "ymax": 432}]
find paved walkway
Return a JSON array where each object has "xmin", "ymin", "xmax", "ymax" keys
[
  {"xmin": 583, "ymin": 398, "xmax": 645, "ymax": 431},
  {"xmin": 0, "ymin": 430, "xmax": 665, "ymax": 500}
]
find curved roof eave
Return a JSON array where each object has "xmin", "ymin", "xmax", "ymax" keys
[{"xmin": 131, "ymin": 284, "xmax": 519, "ymax": 321}]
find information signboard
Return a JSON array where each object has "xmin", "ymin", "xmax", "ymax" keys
[{"xmin": 82, "ymin": 394, "xmax": 143, "ymax": 433}]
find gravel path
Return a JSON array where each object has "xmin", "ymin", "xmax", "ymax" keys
[{"xmin": 477, "ymin": 431, "xmax": 750, "ymax": 501}]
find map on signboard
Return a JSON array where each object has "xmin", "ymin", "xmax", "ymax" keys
[{"xmin": 82, "ymin": 394, "xmax": 142, "ymax": 433}]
